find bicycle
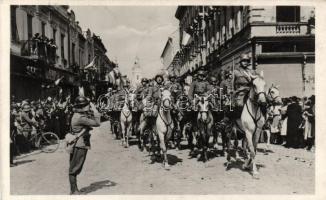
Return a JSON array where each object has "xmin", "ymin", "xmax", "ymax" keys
[{"xmin": 29, "ymin": 126, "xmax": 60, "ymax": 153}]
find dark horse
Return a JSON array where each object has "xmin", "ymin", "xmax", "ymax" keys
[{"xmin": 194, "ymin": 94, "xmax": 214, "ymax": 162}]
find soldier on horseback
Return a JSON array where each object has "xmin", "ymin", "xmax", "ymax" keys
[
  {"xmin": 165, "ymin": 73, "xmax": 183, "ymax": 148},
  {"xmin": 233, "ymin": 53, "xmax": 259, "ymax": 115},
  {"xmin": 187, "ymin": 70, "xmax": 214, "ymax": 157},
  {"xmin": 188, "ymin": 70, "xmax": 211, "ymax": 110}
]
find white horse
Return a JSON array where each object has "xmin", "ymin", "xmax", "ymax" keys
[
  {"xmin": 156, "ymin": 89, "xmax": 174, "ymax": 168},
  {"xmin": 231, "ymin": 71, "xmax": 267, "ymax": 179},
  {"xmin": 120, "ymin": 91, "xmax": 132, "ymax": 148}
]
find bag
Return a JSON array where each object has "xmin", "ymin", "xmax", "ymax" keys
[{"xmin": 64, "ymin": 128, "xmax": 86, "ymax": 154}]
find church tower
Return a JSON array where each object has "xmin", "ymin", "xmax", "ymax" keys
[{"xmin": 131, "ymin": 56, "xmax": 142, "ymax": 87}]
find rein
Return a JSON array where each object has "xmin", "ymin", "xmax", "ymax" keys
[
  {"xmin": 158, "ymin": 106, "xmax": 173, "ymax": 132},
  {"xmin": 244, "ymin": 88, "xmax": 265, "ymax": 136}
]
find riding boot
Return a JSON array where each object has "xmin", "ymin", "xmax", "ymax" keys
[{"xmin": 69, "ymin": 175, "xmax": 81, "ymax": 195}]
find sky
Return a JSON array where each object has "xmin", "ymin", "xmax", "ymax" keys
[{"xmin": 71, "ymin": 6, "xmax": 179, "ymax": 78}]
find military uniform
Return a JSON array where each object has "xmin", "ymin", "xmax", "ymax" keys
[
  {"xmin": 188, "ymin": 80, "xmax": 211, "ymax": 100},
  {"xmin": 165, "ymin": 80, "xmax": 182, "ymax": 105},
  {"xmin": 69, "ymin": 97, "xmax": 100, "ymax": 195},
  {"xmin": 231, "ymin": 54, "xmax": 258, "ymax": 117},
  {"xmin": 20, "ymin": 104, "xmax": 38, "ymax": 152},
  {"xmin": 188, "ymin": 78, "xmax": 211, "ymax": 111}
]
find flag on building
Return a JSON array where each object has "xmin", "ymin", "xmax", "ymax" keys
[
  {"xmin": 54, "ymin": 76, "xmax": 64, "ymax": 86},
  {"xmin": 182, "ymin": 31, "xmax": 192, "ymax": 46},
  {"xmin": 84, "ymin": 56, "xmax": 97, "ymax": 71}
]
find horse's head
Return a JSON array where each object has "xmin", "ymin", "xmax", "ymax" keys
[
  {"xmin": 251, "ymin": 71, "xmax": 267, "ymax": 106},
  {"xmin": 177, "ymin": 94, "xmax": 190, "ymax": 111},
  {"xmin": 267, "ymin": 84, "xmax": 282, "ymax": 105},
  {"xmin": 128, "ymin": 91, "xmax": 137, "ymax": 110},
  {"xmin": 161, "ymin": 89, "xmax": 172, "ymax": 111},
  {"xmin": 195, "ymin": 94, "xmax": 212, "ymax": 122}
]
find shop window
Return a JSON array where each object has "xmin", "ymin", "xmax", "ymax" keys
[
  {"xmin": 276, "ymin": 6, "xmax": 300, "ymax": 22},
  {"xmin": 61, "ymin": 34, "xmax": 65, "ymax": 60},
  {"xmin": 41, "ymin": 22, "xmax": 46, "ymax": 37},
  {"xmin": 72, "ymin": 43, "xmax": 75, "ymax": 64},
  {"xmin": 53, "ymin": 28, "xmax": 56, "ymax": 42},
  {"xmin": 11, "ymin": 6, "xmax": 18, "ymax": 41},
  {"xmin": 27, "ymin": 14, "xmax": 33, "ymax": 39}
]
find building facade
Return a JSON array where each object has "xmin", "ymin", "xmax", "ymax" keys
[
  {"xmin": 10, "ymin": 5, "xmax": 115, "ymax": 101},
  {"xmin": 173, "ymin": 6, "xmax": 315, "ymax": 97},
  {"xmin": 160, "ymin": 31, "xmax": 180, "ymax": 76}
]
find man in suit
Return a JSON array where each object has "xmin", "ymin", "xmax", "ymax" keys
[{"xmin": 285, "ymin": 96, "xmax": 303, "ymax": 148}]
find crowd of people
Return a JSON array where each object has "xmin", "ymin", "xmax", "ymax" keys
[
  {"xmin": 264, "ymin": 95, "xmax": 315, "ymax": 151},
  {"xmin": 24, "ymin": 33, "xmax": 58, "ymax": 65},
  {"xmin": 10, "ymin": 94, "xmax": 73, "ymax": 166}
]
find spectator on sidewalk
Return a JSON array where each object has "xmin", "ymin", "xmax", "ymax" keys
[{"xmin": 285, "ymin": 96, "xmax": 303, "ymax": 148}]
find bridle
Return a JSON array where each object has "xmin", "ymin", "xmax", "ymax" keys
[
  {"xmin": 267, "ymin": 86, "xmax": 281, "ymax": 102},
  {"xmin": 161, "ymin": 98, "xmax": 172, "ymax": 111},
  {"xmin": 196, "ymin": 96, "xmax": 212, "ymax": 125},
  {"xmin": 159, "ymin": 96, "xmax": 173, "ymax": 132}
]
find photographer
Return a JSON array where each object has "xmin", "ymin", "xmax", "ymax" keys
[{"xmin": 69, "ymin": 96, "xmax": 101, "ymax": 195}]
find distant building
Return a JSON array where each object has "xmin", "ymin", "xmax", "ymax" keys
[
  {"xmin": 173, "ymin": 6, "xmax": 315, "ymax": 97},
  {"xmin": 160, "ymin": 30, "xmax": 180, "ymax": 76},
  {"xmin": 131, "ymin": 56, "xmax": 142, "ymax": 87}
]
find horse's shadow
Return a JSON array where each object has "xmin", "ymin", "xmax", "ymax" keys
[
  {"xmin": 257, "ymin": 147, "xmax": 274, "ymax": 154},
  {"xmin": 224, "ymin": 158, "xmax": 266, "ymax": 175},
  {"xmin": 127, "ymin": 138, "xmax": 139, "ymax": 147},
  {"xmin": 149, "ymin": 153, "xmax": 183, "ymax": 166},
  {"xmin": 188, "ymin": 148, "xmax": 224, "ymax": 162},
  {"xmin": 80, "ymin": 180, "xmax": 117, "ymax": 194}
]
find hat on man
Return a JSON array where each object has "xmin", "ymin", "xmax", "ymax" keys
[
  {"xmin": 197, "ymin": 70, "xmax": 206, "ymax": 76},
  {"xmin": 22, "ymin": 104, "xmax": 31, "ymax": 112},
  {"xmin": 154, "ymin": 74, "xmax": 164, "ymax": 83},
  {"xmin": 209, "ymin": 76, "xmax": 217, "ymax": 84},
  {"xmin": 74, "ymin": 96, "xmax": 89, "ymax": 108},
  {"xmin": 240, "ymin": 53, "xmax": 250, "ymax": 62},
  {"xmin": 141, "ymin": 78, "xmax": 148, "ymax": 83}
]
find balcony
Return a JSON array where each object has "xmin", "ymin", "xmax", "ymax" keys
[
  {"xmin": 276, "ymin": 24, "xmax": 300, "ymax": 34},
  {"xmin": 21, "ymin": 40, "xmax": 57, "ymax": 65},
  {"xmin": 251, "ymin": 22, "xmax": 311, "ymax": 37}
]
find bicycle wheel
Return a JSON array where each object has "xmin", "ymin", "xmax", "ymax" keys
[{"xmin": 39, "ymin": 132, "xmax": 60, "ymax": 153}]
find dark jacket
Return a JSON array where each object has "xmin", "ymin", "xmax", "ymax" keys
[{"xmin": 188, "ymin": 80, "xmax": 210, "ymax": 100}]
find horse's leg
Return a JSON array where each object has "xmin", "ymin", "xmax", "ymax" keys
[
  {"xmin": 225, "ymin": 127, "xmax": 233, "ymax": 169},
  {"xmin": 265, "ymin": 129, "xmax": 271, "ymax": 152},
  {"xmin": 157, "ymin": 129, "xmax": 169, "ymax": 168},
  {"xmin": 138, "ymin": 116, "xmax": 146, "ymax": 151},
  {"xmin": 233, "ymin": 127, "xmax": 240, "ymax": 161},
  {"xmin": 244, "ymin": 130, "xmax": 259, "ymax": 178},
  {"xmin": 221, "ymin": 129, "xmax": 227, "ymax": 156},
  {"xmin": 252, "ymin": 127, "xmax": 264, "ymax": 177},
  {"xmin": 204, "ymin": 126, "xmax": 212, "ymax": 162},
  {"xmin": 212, "ymin": 123, "xmax": 218, "ymax": 150},
  {"xmin": 120, "ymin": 120, "xmax": 126, "ymax": 147},
  {"xmin": 126, "ymin": 120, "xmax": 131, "ymax": 148},
  {"xmin": 185, "ymin": 124, "xmax": 194, "ymax": 155}
]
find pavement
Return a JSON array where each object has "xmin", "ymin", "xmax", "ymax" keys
[{"xmin": 10, "ymin": 121, "xmax": 315, "ymax": 195}]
